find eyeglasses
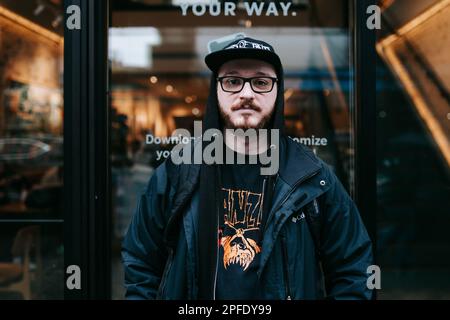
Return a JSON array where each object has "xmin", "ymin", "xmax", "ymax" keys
[{"xmin": 217, "ymin": 76, "xmax": 278, "ymax": 93}]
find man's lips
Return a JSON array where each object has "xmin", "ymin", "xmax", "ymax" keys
[
  {"xmin": 231, "ymin": 104, "xmax": 261, "ymax": 112},
  {"xmin": 237, "ymin": 108, "xmax": 255, "ymax": 114}
]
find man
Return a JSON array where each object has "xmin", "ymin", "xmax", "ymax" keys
[{"xmin": 122, "ymin": 37, "xmax": 374, "ymax": 300}]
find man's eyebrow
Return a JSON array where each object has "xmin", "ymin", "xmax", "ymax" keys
[
  {"xmin": 254, "ymin": 71, "xmax": 274, "ymax": 76},
  {"xmin": 221, "ymin": 71, "xmax": 240, "ymax": 76}
]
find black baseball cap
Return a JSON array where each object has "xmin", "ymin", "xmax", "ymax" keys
[{"xmin": 205, "ymin": 37, "xmax": 282, "ymax": 74}]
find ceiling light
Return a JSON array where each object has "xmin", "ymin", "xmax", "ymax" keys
[
  {"xmin": 52, "ymin": 15, "xmax": 63, "ymax": 28},
  {"xmin": 34, "ymin": 4, "xmax": 46, "ymax": 16},
  {"xmin": 150, "ymin": 76, "xmax": 158, "ymax": 84}
]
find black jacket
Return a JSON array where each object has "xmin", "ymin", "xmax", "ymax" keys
[{"xmin": 122, "ymin": 137, "xmax": 374, "ymax": 299}]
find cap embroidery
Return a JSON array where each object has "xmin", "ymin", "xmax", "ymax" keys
[{"xmin": 226, "ymin": 40, "xmax": 271, "ymax": 51}]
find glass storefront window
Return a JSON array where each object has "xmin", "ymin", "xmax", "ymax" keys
[
  {"xmin": 377, "ymin": 0, "xmax": 450, "ymax": 299},
  {"xmin": 0, "ymin": 1, "xmax": 64, "ymax": 300}
]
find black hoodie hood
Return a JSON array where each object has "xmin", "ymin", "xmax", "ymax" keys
[
  {"xmin": 202, "ymin": 68, "xmax": 285, "ymax": 133},
  {"xmin": 202, "ymin": 36, "xmax": 285, "ymax": 133},
  {"xmin": 197, "ymin": 38, "xmax": 285, "ymax": 299}
]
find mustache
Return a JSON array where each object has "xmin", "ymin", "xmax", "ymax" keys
[{"xmin": 230, "ymin": 101, "xmax": 262, "ymax": 112}]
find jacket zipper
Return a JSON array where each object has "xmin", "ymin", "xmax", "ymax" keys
[
  {"xmin": 213, "ymin": 205, "xmax": 219, "ymax": 300},
  {"xmin": 261, "ymin": 176, "xmax": 267, "ymax": 220},
  {"xmin": 264, "ymin": 170, "xmax": 319, "ymax": 233},
  {"xmin": 262, "ymin": 176, "xmax": 267, "ymax": 197},
  {"xmin": 273, "ymin": 173, "xmax": 279, "ymax": 192},
  {"xmin": 157, "ymin": 248, "xmax": 174, "ymax": 299},
  {"xmin": 280, "ymin": 234, "xmax": 292, "ymax": 300}
]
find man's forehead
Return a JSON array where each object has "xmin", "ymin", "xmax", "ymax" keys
[{"xmin": 218, "ymin": 59, "xmax": 276, "ymax": 76}]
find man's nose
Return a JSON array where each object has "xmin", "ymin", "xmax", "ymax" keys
[{"xmin": 239, "ymin": 81, "xmax": 255, "ymax": 100}]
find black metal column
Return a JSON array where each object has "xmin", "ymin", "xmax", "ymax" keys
[
  {"xmin": 64, "ymin": 0, "xmax": 110, "ymax": 299},
  {"xmin": 353, "ymin": 0, "xmax": 377, "ymax": 259}
]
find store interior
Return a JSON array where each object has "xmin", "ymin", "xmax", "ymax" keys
[{"xmin": 0, "ymin": 0, "xmax": 64, "ymax": 299}]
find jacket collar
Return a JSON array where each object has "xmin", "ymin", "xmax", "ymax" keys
[
  {"xmin": 167, "ymin": 135, "xmax": 322, "ymax": 187},
  {"xmin": 278, "ymin": 136, "xmax": 322, "ymax": 187}
]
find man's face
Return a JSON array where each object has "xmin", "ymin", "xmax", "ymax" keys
[{"xmin": 217, "ymin": 59, "xmax": 278, "ymax": 130}]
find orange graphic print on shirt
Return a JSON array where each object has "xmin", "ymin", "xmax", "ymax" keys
[{"xmin": 220, "ymin": 188, "xmax": 263, "ymax": 271}]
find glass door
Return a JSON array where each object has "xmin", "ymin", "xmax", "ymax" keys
[
  {"xmin": 108, "ymin": 0, "xmax": 363, "ymax": 299},
  {"xmin": 376, "ymin": 0, "xmax": 450, "ymax": 299}
]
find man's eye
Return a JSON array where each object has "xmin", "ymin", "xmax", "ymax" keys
[
  {"xmin": 254, "ymin": 79, "xmax": 269, "ymax": 86},
  {"xmin": 226, "ymin": 78, "xmax": 241, "ymax": 85}
]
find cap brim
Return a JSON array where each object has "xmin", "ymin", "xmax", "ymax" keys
[{"xmin": 205, "ymin": 48, "xmax": 281, "ymax": 74}]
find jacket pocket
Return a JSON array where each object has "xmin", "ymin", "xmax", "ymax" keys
[
  {"xmin": 280, "ymin": 233, "xmax": 292, "ymax": 300},
  {"xmin": 156, "ymin": 248, "xmax": 174, "ymax": 299}
]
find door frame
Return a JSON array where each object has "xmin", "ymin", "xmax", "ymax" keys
[
  {"xmin": 64, "ymin": 0, "xmax": 110, "ymax": 299},
  {"xmin": 352, "ymin": 0, "xmax": 377, "ymax": 249}
]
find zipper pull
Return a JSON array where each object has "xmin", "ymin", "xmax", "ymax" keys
[
  {"xmin": 262, "ymin": 176, "xmax": 267, "ymax": 194},
  {"xmin": 273, "ymin": 173, "xmax": 279, "ymax": 192}
]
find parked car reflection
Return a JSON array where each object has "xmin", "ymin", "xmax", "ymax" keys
[
  {"xmin": 0, "ymin": 136, "xmax": 63, "ymax": 218},
  {"xmin": 0, "ymin": 138, "xmax": 51, "ymax": 161}
]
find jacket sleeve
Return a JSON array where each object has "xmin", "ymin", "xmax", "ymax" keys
[
  {"xmin": 319, "ymin": 166, "xmax": 375, "ymax": 300},
  {"xmin": 121, "ymin": 164, "xmax": 170, "ymax": 300}
]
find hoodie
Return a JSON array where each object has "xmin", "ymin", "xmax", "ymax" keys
[{"xmin": 197, "ymin": 38, "xmax": 287, "ymax": 299}]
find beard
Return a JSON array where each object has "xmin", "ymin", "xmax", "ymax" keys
[{"xmin": 219, "ymin": 102, "xmax": 274, "ymax": 130}]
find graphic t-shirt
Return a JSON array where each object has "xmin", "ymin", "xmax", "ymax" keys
[{"xmin": 215, "ymin": 153, "xmax": 266, "ymax": 300}]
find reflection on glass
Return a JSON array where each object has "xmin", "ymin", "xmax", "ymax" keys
[
  {"xmin": 377, "ymin": 0, "xmax": 450, "ymax": 168},
  {"xmin": 0, "ymin": 2, "xmax": 64, "ymax": 299},
  {"xmin": 377, "ymin": 0, "xmax": 450, "ymax": 299},
  {"xmin": 0, "ymin": 224, "xmax": 63, "ymax": 299}
]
